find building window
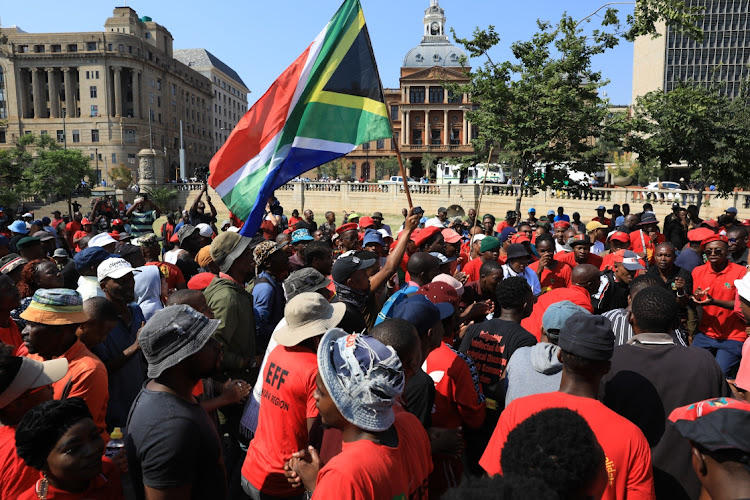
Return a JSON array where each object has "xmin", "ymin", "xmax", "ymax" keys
[
  {"xmin": 90, "ymin": 105, "xmax": 98, "ymax": 117},
  {"xmin": 40, "ymin": 130, "xmax": 48, "ymax": 136},
  {"xmin": 91, "ymin": 130, "xmax": 99, "ymax": 142},
  {"xmin": 431, "ymin": 129, "xmax": 441, "ymax": 145},
  {"xmin": 67, "ymin": 44, "xmax": 78, "ymax": 52},
  {"xmin": 0, "ymin": 131, "xmax": 5, "ymax": 144},
  {"xmin": 376, "ymin": 139, "xmax": 384, "ymax": 149},
  {"xmin": 124, "ymin": 129, "xmax": 136, "ymax": 143},
  {"xmin": 34, "ymin": 45, "xmax": 45, "ymax": 53},
  {"xmin": 87, "ymin": 42, "xmax": 96, "ymax": 51},
  {"xmin": 429, "ymin": 87, "xmax": 444, "ymax": 103},
  {"xmin": 362, "ymin": 142, "xmax": 370, "ymax": 150},
  {"xmin": 171, "ymin": 84, "xmax": 176, "ymax": 96},
  {"xmin": 19, "ymin": 45, "xmax": 29, "ymax": 53},
  {"xmin": 409, "ymin": 87, "xmax": 425, "ymax": 103},
  {"xmin": 128, "ymin": 153, "xmax": 136, "ymax": 164},
  {"xmin": 362, "ymin": 162, "xmax": 370, "ymax": 180},
  {"xmin": 118, "ymin": 44, "xmax": 124, "ymax": 52},
  {"xmin": 0, "ymin": 66, "xmax": 5, "ymax": 120},
  {"xmin": 107, "ymin": 43, "xmax": 113, "ymax": 51},
  {"xmin": 95, "ymin": 71, "xmax": 100, "ymax": 79},
  {"xmin": 412, "ymin": 129, "xmax": 422, "ymax": 145},
  {"xmin": 72, "ymin": 129, "xmax": 80, "ymax": 143},
  {"xmin": 450, "ymin": 128, "xmax": 461, "ymax": 145},
  {"xmin": 51, "ymin": 45, "xmax": 61, "ymax": 53},
  {"xmin": 56, "ymin": 130, "xmax": 64, "ymax": 143},
  {"xmin": 448, "ymin": 90, "xmax": 461, "ymax": 103},
  {"xmin": 112, "ymin": 153, "xmax": 117, "ymax": 164},
  {"xmin": 390, "ymin": 105, "xmax": 399, "ymax": 121},
  {"xmin": 145, "ymin": 32, "xmax": 151, "ymax": 39},
  {"xmin": 90, "ymin": 86, "xmax": 97, "ymax": 98},
  {"xmin": 129, "ymin": 45, "xmax": 133, "ymax": 53}
]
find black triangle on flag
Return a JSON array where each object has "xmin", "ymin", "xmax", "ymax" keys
[{"xmin": 322, "ymin": 25, "xmax": 385, "ymax": 103}]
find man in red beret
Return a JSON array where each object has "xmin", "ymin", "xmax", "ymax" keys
[
  {"xmin": 411, "ymin": 226, "xmax": 446, "ymax": 255},
  {"xmin": 335, "ymin": 223, "xmax": 360, "ymax": 254},
  {"xmin": 691, "ymin": 234, "xmax": 747, "ymax": 378},
  {"xmin": 553, "ymin": 221, "xmax": 571, "ymax": 253},
  {"xmin": 599, "ymin": 231, "xmax": 633, "ymax": 271}
]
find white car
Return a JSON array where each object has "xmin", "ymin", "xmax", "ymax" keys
[{"xmin": 645, "ymin": 181, "xmax": 681, "ymax": 190}]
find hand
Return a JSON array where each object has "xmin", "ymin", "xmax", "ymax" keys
[
  {"xmin": 458, "ymin": 321, "xmax": 474, "ymax": 339},
  {"xmin": 674, "ymin": 277, "xmax": 686, "ymax": 292},
  {"xmin": 538, "ymin": 252, "xmax": 552, "ymax": 270},
  {"xmin": 403, "ymin": 213, "xmax": 420, "ymax": 232},
  {"xmin": 222, "ymin": 379, "xmax": 252, "ymax": 404},
  {"xmin": 287, "ymin": 446, "xmax": 321, "ymax": 491},
  {"xmin": 206, "ymin": 195, "xmax": 212, "ymax": 202},
  {"xmin": 462, "ymin": 300, "xmax": 492, "ymax": 322},
  {"xmin": 692, "ymin": 287, "xmax": 713, "ymax": 305},
  {"xmin": 453, "ymin": 271, "xmax": 468, "ymax": 284},
  {"xmin": 111, "ymin": 448, "xmax": 129, "ymax": 473}
]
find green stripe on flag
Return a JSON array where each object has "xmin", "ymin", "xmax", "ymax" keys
[{"xmin": 297, "ymin": 102, "xmax": 391, "ymax": 145}]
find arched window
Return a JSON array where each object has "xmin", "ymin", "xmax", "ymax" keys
[{"xmin": 0, "ymin": 67, "xmax": 6, "ymax": 119}]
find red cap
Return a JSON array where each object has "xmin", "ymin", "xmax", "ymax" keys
[
  {"xmin": 358, "ymin": 216, "xmax": 375, "ymax": 229},
  {"xmin": 687, "ymin": 227, "xmax": 715, "ymax": 243},
  {"xmin": 609, "ymin": 231, "xmax": 630, "ymax": 244},
  {"xmin": 335, "ymin": 223, "xmax": 358, "ymax": 235},
  {"xmin": 417, "ymin": 282, "xmax": 459, "ymax": 309},
  {"xmin": 702, "ymin": 219, "xmax": 720, "ymax": 229},
  {"xmin": 553, "ymin": 221, "xmax": 570, "ymax": 230},
  {"xmin": 112, "ymin": 219, "xmax": 123, "ymax": 226},
  {"xmin": 741, "ymin": 219, "xmax": 750, "ymax": 226},
  {"xmin": 411, "ymin": 226, "xmax": 442, "ymax": 248},
  {"xmin": 169, "ymin": 232, "xmax": 180, "ymax": 243},
  {"xmin": 511, "ymin": 233, "xmax": 530, "ymax": 244},
  {"xmin": 187, "ymin": 272, "xmax": 216, "ymax": 290},
  {"xmin": 701, "ymin": 233, "xmax": 729, "ymax": 249},
  {"xmin": 441, "ymin": 228, "xmax": 462, "ymax": 244},
  {"xmin": 81, "ymin": 218, "xmax": 91, "ymax": 225}
]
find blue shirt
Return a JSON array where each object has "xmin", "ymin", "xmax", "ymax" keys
[
  {"xmin": 92, "ymin": 303, "xmax": 147, "ymax": 430},
  {"xmin": 553, "ymin": 214, "xmax": 570, "ymax": 222},
  {"xmin": 674, "ymin": 247, "xmax": 704, "ymax": 273},
  {"xmin": 375, "ymin": 285, "xmax": 419, "ymax": 325},
  {"xmin": 252, "ymin": 272, "xmax": 285, "ymax": 346}
]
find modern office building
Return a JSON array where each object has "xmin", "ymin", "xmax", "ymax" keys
[
  {"xmin": 632, "ymin": 0, "xmax": 750, "ymax": 101},
  {"xmin": 0, "ymin": 7, "xmax": 215, "ymax": 183},
  {"xmin": 173, "ymin": 49, "xmax": 249, "ymax": 155},
  {"xmin": 344, "ymin": 0, "xmax": 475, "ymax": 180}
]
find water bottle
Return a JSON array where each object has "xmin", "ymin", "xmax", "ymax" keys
[{"xmin": 105, "ymin": 427, "xmax": 124, "ymax": 459}]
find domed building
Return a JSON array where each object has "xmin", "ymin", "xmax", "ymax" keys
[{"xmin": 344, "ymin": 0, "xmax": 475, "ymax": 181}]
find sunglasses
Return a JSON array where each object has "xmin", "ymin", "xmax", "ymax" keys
[{"xmin": 704, "ymin": 248, "xmax": 725, "ymax": 255}]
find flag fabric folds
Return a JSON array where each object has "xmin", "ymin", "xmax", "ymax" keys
[{"xmin": 208, "ymin": 0, "xmax": 391, "ymax": 236}]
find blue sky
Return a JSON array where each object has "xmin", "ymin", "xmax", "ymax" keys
[{"xmin": 2, "ymin": 0, "xmax": 636, "ymax": 105}]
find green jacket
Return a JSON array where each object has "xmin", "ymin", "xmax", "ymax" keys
[{"xmin": 203, "ymin": 277, "xmax": 255, "ymax": 377}]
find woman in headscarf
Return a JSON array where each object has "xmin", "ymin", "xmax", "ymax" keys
[{"xmin": 134, "ymin": 265, "xmax": 164, "ymax": 321}]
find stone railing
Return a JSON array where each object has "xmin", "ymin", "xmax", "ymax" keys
[{"xmin": 273, "ymin": 181, "xmax": 750, "ymax": 221}]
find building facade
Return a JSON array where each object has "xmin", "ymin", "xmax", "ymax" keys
[
  {"xmin": 173, "ymin": 49, "xmax": 249, "ymax": 156},
  {"xmin": 0, "ymin": 7, "xmax": 216, "ymax": 184},
  {"xmin": 632, "ymin": 0, "xmax": 750, "ymax": 101},
  {"xmin": 343, "ymin": 0, "xmax": 475, "ymax": 180}
]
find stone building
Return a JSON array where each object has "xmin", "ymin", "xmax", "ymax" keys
[
  {"xmin": 0, "ymin": 7, "xmax": 215, "ymax": 183},
  {"xmin": 632, "ymin": 0, "xmax": 750, "ymax": 101},
  {"xmin": 343, "ymin": 0, "xmax": 475, "ymax": 180},
  {"xmin": 173, "ymin": 49, "xmax": 249, "ymax": 156}
]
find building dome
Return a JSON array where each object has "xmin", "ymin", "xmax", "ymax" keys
[{"xmin": 403, "ymin": 0, "xmax": 466, "ymax": 68}]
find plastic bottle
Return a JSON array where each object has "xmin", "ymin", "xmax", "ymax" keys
[{"xmin": 104, "ymin": 427, "xmax": 124, "ymax": 459}]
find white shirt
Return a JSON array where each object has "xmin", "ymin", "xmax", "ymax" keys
[
  {"xmin": 77, "ymin": 275, "xmax": 106, "ymax": 301},
  {"xmin": 502, "ymin": 263, "xmax": 542, "ymax": 296}
]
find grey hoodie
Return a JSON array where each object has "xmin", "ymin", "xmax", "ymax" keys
[{"xmin": 504, "ymin": 342, "xmax": 563, "ymax": 406}]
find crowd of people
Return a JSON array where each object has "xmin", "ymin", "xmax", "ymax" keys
[{"xmin": 0, "ymin": 190, "xmax": 748, "ymax": 500}]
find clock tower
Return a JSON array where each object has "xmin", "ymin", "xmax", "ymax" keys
[{"xmin": 423, "ymin": 0, "xmax": 447, "ymax": 39}]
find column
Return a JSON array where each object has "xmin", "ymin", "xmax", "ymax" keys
[
  {"xmin": 16, "ymin": 68, "xmax": 30, "ymax": 118},
  {"xmin": 105, "ymin": 67, "xmax": 114, "ymax": 117},
  {"xmin": 443, "ymin": 109, "xmax": 448, "ymax": 146},
  {"xmin": 46, "ymin": 68, "xmax": 60, "ymax": 118},
  {"xmin": 403, "ymin": 110, "xmax": 409, "ymax": 146},
  {"xmin": 113, "ymin": 67, "xmax": 123, "ymax": 117},
  {"xmin": 132, "ymin": 70, "xmax": 141, "ymax": 119},
  {"xmin": 62, "ymin": 68, "xmax": 74, "ymax": 117},
  {"xmin": 31, "ymin": 68, "xmax": 45, "ymax": 118},
  {"xmin": 462, "ymin": 110, "xmax": 468, "ymax": 145},
  {"xmin": 467, "ymin": 120, "xmax": 472, "ymax": 144}
]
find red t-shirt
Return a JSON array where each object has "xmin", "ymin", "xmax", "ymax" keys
[
  {"xmin": 66, "ymin": 221, "xmax": 82, "ymax": 248},
  {"xmin": 424, "ymin": 342, "xmax": 486, "ymax": 429},
  {"xmin": 480, "ymin": 392, "xmax": 654, "ymax": 500},
  {"xmin": 145, "ymin": 261, "xmax": 186, "ymax": 290},
  {"xmin": 461, "ymin": 256, "xmax": 505, "ymax": 282},
  {"xmin": 0, "ymin": 319, "xmax": 23, "ymax": 353},
  {"xmin": 556, "ymin": 250, "xmax": 604, "ymax": 269},
  {"xmin": 692, "ymin": 262, "xmax": 748, "ymax": 341},
  {"xmin": 0, "ymin": 425, "xmax": 38, "ymax": 500},
  {"xmin": 312, "ymin": 412, "xmax": 432, "ymax": 500},
  {"xmin": 242, "ymin": 345, "xmax": 318, "ymax": 496},
  {"xmin": 630, "ymin": 230, "xmax": 665, "ymax": 265},
  {"xmin": 19, "ymin": 456, "xmax": 123, "ymax": 500},
  {"xmin": 528, "ymin": 260, "xmax": 572, "ymax": 293},
  {"xmin": 521, "ymin": 286, "xmax": 594, "ymax": 341}
]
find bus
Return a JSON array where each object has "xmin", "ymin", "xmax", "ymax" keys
[{"xmin": 436, "ymin": 163, "xmax": 507, "ymax": 184}]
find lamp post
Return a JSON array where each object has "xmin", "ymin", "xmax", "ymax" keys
[{"xmin": 94, "ymin": 148, "xmax": 100, "ymax": 186}]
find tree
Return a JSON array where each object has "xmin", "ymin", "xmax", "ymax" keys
[
  {"xmin": 21, "ymin": 133, "xmax": 94, "ymax": 214},
  {"xmin": 318, "ymin": 159, "xmax": 347, "ymax": 180},
  {"xmin": 451, "ymin": 1, "xmax": 703, "ymax": 212},
  {"xmin": 374, "ymin": 157, "xmax": 400, "ymax": 180},
  {"xmin": 0, "ymin": 134, "xmax": 34, "ymax": 208},
  {"xmin": 421, "ymin": 152, "xmax": 438, "ymax": 180},
  {"xmin": 145, "ymin": 185, "xmax": 179, "ymax": 212},
  {"xmin": 613, "ymin": 83, "xmax": 750, "ymax": 213}
]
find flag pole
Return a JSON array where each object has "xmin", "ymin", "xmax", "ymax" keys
[{"xmin": 474, "ymin": 146, "xmax": 494, "ymax": 229}]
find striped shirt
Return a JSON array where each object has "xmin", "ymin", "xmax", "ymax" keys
[
  {"xmin": 129, "ymin": 210, "xmax": 158, "ymax": 236},
  {"xmin": 602, "ymin": 308, "xmax": 687, "ymax": 347}
]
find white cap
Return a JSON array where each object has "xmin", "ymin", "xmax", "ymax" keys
[
  {"xmin": 196, "ymin": 223, "xmax": 213, "ymax": 238},
  {"xmin": 472, "ymin": 234, "xmax": 486, "ymax": 244},
  {"xmin": 88, "ymin": 232, "xmax": 117, "ymax": 248},
  {"xmin": 97, "ymin": 257, "xmax": 140, "ymax": 282},
  {"xmin": 424, "ymin": 218, "xmax": 444, "ymax": 228},
  {"xmin": 227, "ymin": 226, "xmax": 240, "ymax": 233},
  {"xmin": 377, "ymin": 228, "xmax": 392, "ymax": 239},
  {"xmin": 736, "ymin": 274, "xmax": 750, "ymax": 302},
  {"xmin": 22, "ymin": 213, "xmax": 33, "ymax": 218}
]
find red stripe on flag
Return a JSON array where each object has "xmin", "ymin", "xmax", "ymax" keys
[{"xmin": 208, "ymin": 43, "xmax": 313, "ymax": 187}]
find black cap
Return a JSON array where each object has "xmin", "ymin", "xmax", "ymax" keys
[
  {"xmin": 332, "ymin": 255, "xmax": 376, "ymax": 284},
  {"xmin": 506, "ymin": 243, "xmax": 529, "ymax": 259},
  {"xmin": 437, "ymin": 207, "xmax": 447, "ymax": 214},
  {"xmin": 558, "ymin": 313, "xmax": 614, "ymax": 361},
  {"xmin": 506, "ymin": 210, "xmax": 516, "ymax": 220},
  {"xmin": 412, "ymin": 206, "xmax": 424, "ymax": 215}
]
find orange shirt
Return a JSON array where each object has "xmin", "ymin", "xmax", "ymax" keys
[
  {"xmin": 521, "ymin": 286, "xmax": 593, "ymax": 341},
  {"xmin": 556, "ymin": 250, "xmax": 604, "ymax": 269},
  {"xmin": 19, "ymin": 456, "xmax": 123, "ymax": 500},
  {"xmin": 313, "ymin": 412, "xmax": 432, "ymax": 500},
  {"xmin": 480, "ymin": 392, "xmax": 654, "ymax": 500},
  {"xmin": 528, "ymin": 260, "xmax": 572, "ymax": 293},
  {"xmin": 0, "ymin": 319, "xmax": 23, "ymax": 354},
  {"xmin": 145, "ymin": 261, "xmax": 186, "ymax": 290},
  {"xmin": 0, "ymin": 425, "xmax": 37, "ymax": 500},
  {"xmin": 692, "ymin": 262, "xmax": 748, "ymax": 341},
  {"xmin": 630, "ymin": 230, "xmax": 665, "ymax": 265},
  {"xmin": 242, "ymin": 345, "xmax": 318, "ymax": 496},
  {"xmin": 27, "ymin": 340, "xmax": 109, "ymax": 440},
  {"xmin": 462, "ymin": 256, "xmax": 506, "ymax": 282}
]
